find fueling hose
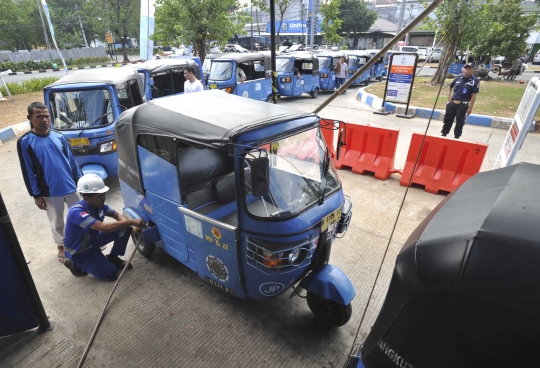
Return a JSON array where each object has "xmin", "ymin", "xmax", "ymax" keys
[{"xmin": 77, "ymin": 229, "xmax": 144, "ymax": 368}]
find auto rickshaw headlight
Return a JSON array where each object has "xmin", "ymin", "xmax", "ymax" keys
[
  {"xmin": 225, "ymin": 87, "xmax": 234, "ymax": 93},
  {"xmin": 280, "ymin": 77, "xmax": 291, "ymax": 83},
  {"xmin": 321, "ymin": 73, "xmax": 328, "ymax": 78},
  {"xmin": 247, "ymin": 238, "xmax": 315, "ymax": 271},
  {"xmin": 99, "ymin": 140, "xmax": 117, "ymax": 153}
]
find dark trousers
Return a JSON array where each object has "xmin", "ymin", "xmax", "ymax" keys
[
  {"xmin": 69, "ymin": 227, "xmax": 132, "ymax": 280},
  {"xmin": 442, "ymin": 102, "xmax": 468, "ymax": 138},
  {"xmin": 336, "ymin": 77, "xmax": 346, "ymax": 91}
]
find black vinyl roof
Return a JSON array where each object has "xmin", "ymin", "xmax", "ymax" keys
[
  {"xmin": 214, "ymin": 52, "xmax": 270, "ymax": 64},
  {"xmin": 135, "ymin": 58, "xmax": 199, "ymax": 74},
  {"xmin": 115, "ymin": 90, "xmax": 316, "ymax": 193},
  {"xmin": 46, "ymin": 68, "xmax": 142, "ymax": 90}
]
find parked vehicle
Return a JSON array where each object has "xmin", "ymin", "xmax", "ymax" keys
[
  {"xmin": 417, "ymin": 47, "xmax": 428, "ymax": 61},
  {"xmin": 345, "ymin": 50, "xmax": 373, "ymax": 85},
  {"xmin": 134, "ymin": 58, "xmax": 204, "ymax": 101},
  {"xmin": 276, "ymin": 52, "xmax": 320, "ymax": 98},
  {"xmin": 202, "ymin": 54, "xmax": 220, "ymax": 82},
  {"xmin": 116, "ymin": 91, "xmax": 355, "ymax": 326},
  {"xmin": 224, "ymin": 44, "xmax": 248, "ymax": 53},
  {"xmin": 43, "ymin": 68, "xmax": 145, "ymax": 179},
  {"xmin": 317, "ymin": 52, "xmax": 349, "ymax": 91},
  {"xmin": 284, "ymin": 44, "xmax": 305, "ymax": 53},
  {"xmin": 208, "ymin": 52, "xmax": 272, "ymax": 101},
  {"xmin": 397, "ymin": 46, "xmax": 419, "ymax": 54},
  {"xmin": 363, "ymin": 49, "xmax": 385, "ymax": 80},
  {"xmin": 532, "ymin": 50, "xmax": 540, "ymax": 65},
  {"xmin": 428, "ymin": 49, "xmax": 442, "ymax": 63}
]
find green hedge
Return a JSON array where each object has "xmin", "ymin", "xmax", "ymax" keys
[
  {"xmin": 0, "ymin": 57, "xmax": 110, "ymax": 72},
  {"xmin": 0, "ymin": 77, "xmax": 59, "ymax": 96}
]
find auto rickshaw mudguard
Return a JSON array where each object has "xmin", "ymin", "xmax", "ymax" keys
[
  {"xmin": 299, "ymin": 264, "xmax": 356, "ymax": 306},
  {"xmin": 81, "ymin": 164, "xmax": 108, "ymax": 180}
]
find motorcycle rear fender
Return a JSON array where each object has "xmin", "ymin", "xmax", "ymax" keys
[{"xmin": 299, "ymin": 264, "xmax": 356, "ymax": 306}]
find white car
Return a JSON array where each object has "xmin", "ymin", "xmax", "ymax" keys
[
  {"xmin": 224, "ymin": 44, "xmax": 248, "ymax": 53},
  {"xmin": 533, "ymin": 51, "xmax": 540, "ymax": 65},
  {"xmin": 428, "ymin": 49, "xmax": 443, "ymax": 63},
  {"xmin": 417, "ymin": 48, "xmax": 428, "ymax": 61}
]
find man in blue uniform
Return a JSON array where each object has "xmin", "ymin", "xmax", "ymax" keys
[
  {"xmin": 63, "ymin": 174, "xmax": 145, "ymax": 280},
  {"xmin": 17, "ymin": 102, "xmax": 82, "ymax": 263},
  {"xmin": 441, "ymin": 63, "xmax": 480, "ymax": 139}
]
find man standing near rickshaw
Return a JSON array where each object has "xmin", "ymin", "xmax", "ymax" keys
[{"xmin": 441, "ymin": 63, "xmax": 479, "ymax": 139}]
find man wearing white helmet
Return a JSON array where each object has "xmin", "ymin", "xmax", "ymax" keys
[{"xmin": 63, "ymin": 174, "xmax": 145, "ymax": 280}]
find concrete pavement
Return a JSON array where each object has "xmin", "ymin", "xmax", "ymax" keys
[{"xmin": 1, "ymin": 90, "xmax": 539, "ymax": 367}]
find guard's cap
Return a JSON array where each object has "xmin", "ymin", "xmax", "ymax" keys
[{"xmin": 464, "ymin": 63, "xmax": 474, "ymax": 69}]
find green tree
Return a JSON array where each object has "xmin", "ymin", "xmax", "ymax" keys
[
  {"xmin": 85, "ymin": 0, "xmax": 140, "ymax": 61},
  {"xmin": 252, "ymin": 0, "xmax": 269, "ymax": 51},
  {"xmin": 338, "ymin": 0, "xmax": 376, "ymax": 47},
  {"xmin": 423, "ymin": 0, "xmax": 537, "ymax": 84},
  {"xmin": 320, "ymin": 0, "xmax": 342, "ymax": 45},
  {"xmin": 153, "ymin": 0, "xmax": 248, "ymax": 62}
]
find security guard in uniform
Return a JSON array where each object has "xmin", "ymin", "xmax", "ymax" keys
[{"xmin": 441, "ymin": 63, "xmax": 480, "ymax": 139}]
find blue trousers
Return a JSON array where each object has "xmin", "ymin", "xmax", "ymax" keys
[
  {"xmin": 336, "ymin": 77, "xmax": 346, "ymax": 90},
  {"xmin": 69, "ymin": 228, "xmax": 132, "ymax": 280}
]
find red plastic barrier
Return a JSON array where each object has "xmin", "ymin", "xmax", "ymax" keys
[
  {"xmin": 320, "ymin": 118, "xmax": 337, "ymax": 156},
  {"xmin": 400, "ymin": 133, "xmax": 488, "ymax": 194},
  {"xmin": 334, "ymin": 123, "xmax": 400, "ymax": 180}
]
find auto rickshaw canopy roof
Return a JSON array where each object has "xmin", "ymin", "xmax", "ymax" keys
[
  {"xmin": 116, "ymin": 90, "xmax": 314, "ymax": 152},
  {"xmin": 135, "ymin": 58, "xmax": 200, "ymax": 74},
  {"xmin": 214, "ymin": 52, "xmax": 271, "ymax": 65},
  {"xmin": 46, "ymin": 67, "xmax": 142, "ymax": 90}
]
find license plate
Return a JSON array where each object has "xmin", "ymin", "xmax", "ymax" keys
[
  {"xmin": 321, "ymin": 207, "xmax": 342, "ymax": 233},
  {"xmin": 209, "ymin": 84, "xmax": 217, "ymax": 89},
  {"xmin": 69, "ymin": 138, "xmax": 90, "ymax": 146}
]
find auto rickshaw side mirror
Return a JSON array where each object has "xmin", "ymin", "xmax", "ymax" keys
[{"xmin": 251, "ymin": 157, "xmax": 270, "ymax": 197}]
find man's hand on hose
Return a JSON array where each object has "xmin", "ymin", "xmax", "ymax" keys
[{"xmin": 130, "ymin": 219, "xmax": 145, "ymax": 233}]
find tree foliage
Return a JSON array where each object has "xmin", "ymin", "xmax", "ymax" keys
[
  {"xmin": 85, "ymin": 0, "xmax": 140, "ymax": 61},
  {"xmin": 423, "ymin": 0, "xmax": 537, "ymax": 84},
  {"xmin": 274, "ymin": 0, "xmax": 299, "ymax": 46},
  {"xmin": 320, "ymin": 0, "xmax": 342, "ymax": 45},
  {"xmin": 338, "ymin": 0, "xmax": 377, "ymax": 35},
  {"xmin": 153, "ymin": 0, "xmax": 248, "ymax": 62}
]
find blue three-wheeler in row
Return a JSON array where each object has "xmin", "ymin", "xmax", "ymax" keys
[
  {"xmin": 44, "ymin": 68, "xmax": 145, "ymax": 179},
  {"xmin": 276, "ymin": 52, "xmax": 320, "ymax": 98},
  {"xmin": 116, "ymin": 91, "xmax": 356, "ymax": 326},
  {"xmin": 345, "ymin": 50, "xmax": 373, "ymax": 86},
  {"xmin": 134, "ymin": 58, "xmax": 204, "ymax": 101},
  {"xmin": 207, "ymin": 52, "xmax": 273, "ymax": 101}
]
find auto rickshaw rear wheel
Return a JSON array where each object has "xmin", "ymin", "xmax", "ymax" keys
[
  {"xmin": 131, "ymin": 232, "xmax": 155, "ymax": 258},
  {"xmin": 310, "ymin": 87, "xmax": 319, "ymax": 98},
  {"xmin": 306, "ymin": 292, "xmax": 352, "ymax": 327},
  {"xmin": 364, "ymin": 79, "xmax": 370, "ymax": 86}
]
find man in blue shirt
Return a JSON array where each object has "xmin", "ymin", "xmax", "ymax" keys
[
  {"xmin": 63, "ymin": 174, "xmax": 145, "ymax": 280},
  {"xmin": 441, "ymin": 63, "xmax": 480, "ymax": 139},
  {"xmin": 17, "ymin": 102, "xmax": 82, "ymax": 263}
]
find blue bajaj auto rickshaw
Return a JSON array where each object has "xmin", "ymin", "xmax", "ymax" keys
[
  {"xmin": 116, "ymin": 91, "xmax": 355, "ymax": 326},
  {"xmin": 44, "ymin": 68, "xmax": 145, "ymax": 179},
  {"xmin": 202, "ymin": 54, "xmax": 220, "ymax": 83},
  {"xmin": 276, "ymin": 53, "xmax": 320, "ymax": 98},
  {"xmin": 317, "ymin": 52, "xmax": 347, "ymax": 91},
  {"xmin": 345, "ymin": 51, "xmax": 372, "ymax": 86},
  {"xmin": 364, "ymin": 49, "xmax": 385, "ymax": 81},
  {"xmin": 135, "ymin": 58, "xmax": 203, "ymax": 101},
  {"xmin": 208, "ymin": 52, "xmax": 272, "ymax": 101}
]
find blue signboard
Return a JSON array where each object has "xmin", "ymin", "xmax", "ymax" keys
[{"xmin": 267, "ymin": 20, "xmax": 322, "ymax": 34}]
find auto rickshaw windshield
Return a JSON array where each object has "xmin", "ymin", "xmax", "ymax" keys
[
  {"xmin": 244, "ymin": 127, "xmax": 341, "ymax": 219},
  {"xmin": 317, "ymin": 57, "xmax": 331, "ymax": 70},
  {"xmin": 50, "ymin": 89, "xmax": 114, "ymax": 130},
  {"xmin": 348, "ymin": 56, "xmax": 359, "ymax": 68},
  {"xmin": 209, "ymin": 61, "xmax": 234, "ymax": 81},
  {"xmin": 276, "ymin": 58, "xmax": 293, "ymax": 72}
]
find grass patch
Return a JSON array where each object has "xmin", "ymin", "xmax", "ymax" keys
[
  {"xmin": 0, "ymin": 77, "xmax": 59, "ymax": 96},
  {"xmin": 365, "ymin": 76, "xmax": 540, "ymax": 121}
]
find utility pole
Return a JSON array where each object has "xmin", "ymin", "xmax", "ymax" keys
[
  {"xmin": 309, "ymin": 0, "xmax": 317, "ymax": 50},
  {"xmin": 395, "ymin": 0, "xmax": 407, "ymax": 49},
  {"xmin": 75, "ymin": 5, "xmax": 89, "ymax": 48},
  {"xmin": 36, "ymin": 0, "xmax": 53, "ymax": 60},
  {"xmin": 270, "ymin": 0, "xmax": 277, "ymax": 103},
  {"xmin": 250, "ymin": 1, "xmax": 254, "ymax": 52}
]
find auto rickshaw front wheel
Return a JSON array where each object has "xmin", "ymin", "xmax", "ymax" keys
[
  {"xmin": 310, "ymin": 87, "xmax": 319, "ymax": 98},
  {"xmin": 131, "ymin": 232, "xmax": 155, "ymax": 258},
  {"xmin": 306, "ymin": 292, "xmax": 352, "ymax": 327}
]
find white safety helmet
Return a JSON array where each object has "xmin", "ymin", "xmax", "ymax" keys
[{"xmin": 77, "ymin": 174, "xmax": 109, "ymax": 194}]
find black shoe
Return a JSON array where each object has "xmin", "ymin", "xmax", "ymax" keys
[
  {"xmin": 106, "ymin": 255, "xmax": 133, "ymax": 270},
  {"xmin": 64, "ymin": 258, "xmax": 88, "ymax": 277},
  {"xmin": 441, "ymin": 133, "xmax": 447, "ymax": 137},
  {"xmin": 454, "ymin": 136, "xmax": 460, "ymax": 139}
]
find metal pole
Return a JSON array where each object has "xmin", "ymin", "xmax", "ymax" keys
[
  {"xmin": 313, "ymin": 0, "xmax": 444, "ymax": 114},
  {"xmin": 309, "ymin": 0, "xmax": 317, "ymax": 50},
  {"xmin": 36, "ymin": 0, "xmax": 53, "ymax": 61},
  {"xmin": 395, "ymin": 0, "xmax": 407, "ymax": 50},
  {"xmin": 270, "ymin": 0, "xmax": 277, "ymax": 103},
  {"xmin": 250, "ymin": 1, "xmax": 253, "ymax": 52},
  {"xmin": 0, "ymin": 73, "xmax": 14, "ymax": 102},
  {"xmin": 75, "ymin": 5, "xmax": 89, "ymax": 48},
  {"xmin": 0, "ymin": 192, "xmax": 51, "ymax": 332}
]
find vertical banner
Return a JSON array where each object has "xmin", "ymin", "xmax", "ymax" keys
[
  {"xmin": 41, "ymin": 0, "xmax": 68, "ymax": 74},
  {"xmin": 386, "ymin": 53, "xmax": 416, "ymax": 103},
  {"xmin": 494, "ymin": 77, "xmax": 540, "ymax": 169},
  {"xmin": 140, "ymin": 0, "xmax": 155, "ymax": 61}
]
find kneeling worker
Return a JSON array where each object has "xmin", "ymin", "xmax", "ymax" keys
[{"xmin": 63, "ymin": 174, "xmax": 145, "ymax": 280}]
